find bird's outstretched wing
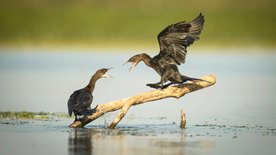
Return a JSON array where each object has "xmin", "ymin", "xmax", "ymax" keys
[{"xmin": 157, "ymin": 13, "xmax": 204, "ymax": 65}]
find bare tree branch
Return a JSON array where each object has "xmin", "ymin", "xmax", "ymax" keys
[{"xmin": 69, "ymin": 74, "xmax": 216, "ymax": 128}]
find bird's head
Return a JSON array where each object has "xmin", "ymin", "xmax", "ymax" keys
[
  {"xmin": 96, "ymin": 68, "xmax": 112, "ymax": 78},
  {"xmin": 124, "ymin": 53, "xmax": 147, "ymax": 71}
]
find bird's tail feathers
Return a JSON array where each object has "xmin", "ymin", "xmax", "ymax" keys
[{"xmin": 181, "ymin": 75, "xmax": 210, "ymax": 83}]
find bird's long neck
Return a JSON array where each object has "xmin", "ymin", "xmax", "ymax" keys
[
  {"xmin": 141, "ymin": 53, "xmax": 161, "ymax": 75},
  {"xmin": 85, "ymin": 74, "xmax": 100, "ymax": 93},
  {"xmin": 141, "ymin": 53, "xmax": 153, "ymax": 68}
]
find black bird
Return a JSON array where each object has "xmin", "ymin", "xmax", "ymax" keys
[
  {"xmin": 125, "ymin": 13, "xmax": 205, "ymax": 89},
  {"xmin": 68, "ymin": 68, "xmax": 111, "ymax": 121}
]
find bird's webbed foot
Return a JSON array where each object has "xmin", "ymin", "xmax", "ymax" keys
[
  {"xmin": 160, "ymin": 83, "xmax": 174, "ymax": 89},
  {"xmin": 146, "ymin": 83, "xmax": 162, "ymax": 89},
  {"xmin": 78, "ymin": 106, "xmax": 98, "ymax": 116},
  {"xmin": 147, "ymin": 82, "xmax": 170, "ymax": 89},
  {"xmin": 74, "ymin": 115, "xmax": 80, "ymax": 122},
  {"xmin": 89, "ymin": 105, "xmax": 98, "ymax": 114},
  {"xmin": 87, "ymin": 105, "xmax": 98, "ymax": 115}
]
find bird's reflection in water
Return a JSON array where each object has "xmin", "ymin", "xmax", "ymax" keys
[
  {"xmin": 68, "ymin": 128, "xmax": 93, "ymax": 155},
  {"xmin": 68, "ymin": 128, "xmax": 128, "ymax": 155},
  {"xmin": 67, "ymin": 127, "xmax": 214, "ymax": 155}
]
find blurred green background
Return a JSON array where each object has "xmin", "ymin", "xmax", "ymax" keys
[{"xmin": 0, "ymin": 0, "xmax": 275, "ymax": 48}]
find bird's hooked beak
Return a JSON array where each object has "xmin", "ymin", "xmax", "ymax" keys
[
  {"xmin": 102, "ymin": 68, "xmax": 113, "ymax": 78},
  {"xmin": 123, "ymin": 61, "xmax": 137, "ymax": 71}
]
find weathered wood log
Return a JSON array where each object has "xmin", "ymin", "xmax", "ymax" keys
[{"xmin": 69, "ymin": 74, "xmax": 216, "ymax": 128}]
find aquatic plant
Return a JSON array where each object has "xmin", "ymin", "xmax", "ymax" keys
[{"xmin": 0, "ymin": 111, "xmax": 68, "ymax": 120}]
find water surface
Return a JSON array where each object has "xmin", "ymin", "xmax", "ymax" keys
[{"xmin": 0, "ymin": 48, "xmax": 276, "ymax": 154}]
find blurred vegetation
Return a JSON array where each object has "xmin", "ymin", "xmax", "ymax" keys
[
  {"xmin": 0, "ymin": 111, "xmax": 69, "ymax": 119},
  {"xmin": 0, "ymin": 0, "xmax": 275, "ymax": 48}
]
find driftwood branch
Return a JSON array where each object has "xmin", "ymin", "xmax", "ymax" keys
[{"xmin": 69, "ymin": 74, "xmax": 216, "ymax": 128}]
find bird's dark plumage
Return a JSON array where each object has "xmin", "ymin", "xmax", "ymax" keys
[
  {"xmin": 157, "ymin": 13, "xmax": 204, "ymax": 65},
  {"xmin": 67, "ymin": 68, "xmax": 111, "ymax": 121},
  {"xmin": 125, "ymin": 13, "xmax": 205, "ymax": 89},
  {"xmin": 68, "ymin": 89, "xmax": 93, "ymax": 117}
]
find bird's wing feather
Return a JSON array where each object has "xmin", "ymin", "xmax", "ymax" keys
[
  {"xmin": 67, "ymin": 91, "xmax": 78, "ymax": 116},
  {"xmin": 67, "ymin": 89, "xmax": 93, "ymax": 116},
  {"xmin": 157, "ymin": 13, "xmax": 204, "ymax": 65},
  {"xmin": 73, "ymin": 90, "xmax": 93, "ymax": 111}
]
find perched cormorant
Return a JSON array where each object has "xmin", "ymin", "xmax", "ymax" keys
[
  {"xmin": 67, "ymin": 68, "xmax": 111, "ymax": 121},
  {"xmin": 125, "ymin": 13, "xmax": 205, "ymax": 89}
]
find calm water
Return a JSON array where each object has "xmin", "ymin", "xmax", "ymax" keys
[
  {"xmin": 0, "ymin": 119, "xmax": 276, "ymax": 155},
  {"xmin": 0, "ymin": 47, "xmax": 276, "ymax": 155}
]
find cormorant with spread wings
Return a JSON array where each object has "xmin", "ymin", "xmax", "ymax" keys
[{"xmin": 124, "ymin": 13, "xmax": 205, "ymax": 89}]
